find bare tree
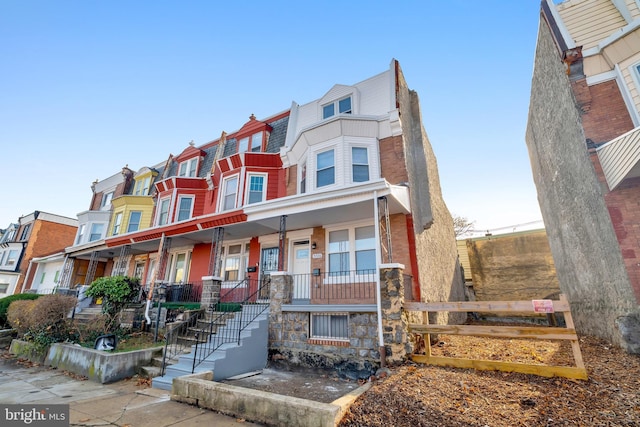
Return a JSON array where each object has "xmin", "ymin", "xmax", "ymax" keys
[{"xmin": 453, "ymin": 215, "xmax": 475, "ymax": 238}]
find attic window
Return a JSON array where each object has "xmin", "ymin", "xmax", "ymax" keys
[
  {"xmin": 178, "ymin": 158, "xmax": 198, "ymax": 177},
  {"xmin": 237, "ymin": 131, "xmax": 264, "ymax": 153},
  {"xmin": 323, "ymin": 96, "xmax": 352, "ymax": 119}
]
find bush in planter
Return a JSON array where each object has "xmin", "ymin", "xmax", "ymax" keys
[
  {"xmin": 6, "ymin": 294, "xmax": 77, "ymax": 350},
  {"xmin": 85, "ymin": 276, "xmax": 140, "ymax": 331},
  {"xmin": 0, "ymin": 293, "xmax": 41, "ymax": 328}
]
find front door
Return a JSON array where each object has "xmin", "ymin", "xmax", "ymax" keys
[
  {"xmin": 292, "ymin": 241, "xmax": 310, "ymax": 300},
  {"xmin": 259, "ymin": 247, "xmax": 279, "ymax": 299}
]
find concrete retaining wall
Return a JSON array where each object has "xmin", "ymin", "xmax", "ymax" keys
[
  {"xmin": 44, "ymin": 343, "xmax": 163, "ymax": 383},
  {"xmin": 172, "ymin": 371, "xmax": 370, "ymax": 427}
]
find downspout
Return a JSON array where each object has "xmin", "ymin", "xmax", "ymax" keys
[
  {"xmin": 373, "ymin": 191, "xmax": 386, "ymax": 367},
  {"xmin": 145, "ymin": 233, "xmax": 165, "ymax": 324}
]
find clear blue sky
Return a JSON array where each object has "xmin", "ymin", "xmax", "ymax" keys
[{"xmin": 0, "ymin": 1, "xmax": 543, "ymax": 235}]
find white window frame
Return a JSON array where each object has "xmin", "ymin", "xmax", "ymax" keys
[
  {"xmin": 324, "ymin": 220, "xmax": 377, "ymax": 279},
  {"xmin": 221, "ymin": 174, "xmax": 239, "ymax": 211},
  {"xmin": 178, "ymin": 158, "xmax": 198, "ymax": 177},
  {"xmin": 112, "ymin": 212, "xmax": 123, "ymax": 235},
  {"xmin": 19, "ymin": 224, "xmax": 31, "ymax": 241},
  {"xmin": 316, "ymin": 149, "xmax": 335, "ymax": 188},
  {"xmin": 246, "ymin": 173, "xmax": 267, "ymax": 205},
  {"xmin": 134, "ymin": 176, "xmax": 152, "ymax": 196},
  {"xmin": 322, "ymin": 96, "xmax": 352, "ymax": 119},
  {"xmin": 221, "ymin": 241, "xmax": 250, "ymax": 286},
  {"xmin": 166, "ymin": 250, "xmax": 191, "ymax": 283},
  {"xmin": 76, "ymin": 224, "xmax": 86, "ymax": 244},
  {"xmin": 310, "ymin": 313, "xmax": 349, "ymax": 340},
  {"xmin": 300, "ymin": 162, "xmax": 307, "ymax": 194},
  {"xmin": 351, "ymin": 146, "xmax": 370, "ymax": 183},
  {"xmin": 89, "ymin": 223, "xmax": 105, "ymax": 242},
  {"xmin": 157, "ymin": 198, "xmax": 171, "ymax": 225},
  {"xmin": 127, "ymin": 211, "xmax": 142, "ymax": 233},
  {"xmin": 177, "ymin": 196, "xmax": 194, "ymax": 221},
  {"xmin": 6, "ymin": 250, "xmax": 19, "ymax": 266},
  {"xmin": 100, "ymin": 191, "xmax": 114, "ymax": 210}
]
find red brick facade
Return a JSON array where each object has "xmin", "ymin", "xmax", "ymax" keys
[{"xmin": 580, "ymin": 79, "xmax": 640, "ymax": 302}]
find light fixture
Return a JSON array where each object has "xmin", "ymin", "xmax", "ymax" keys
[{"xmin": 311, "ymin": 242, "xmax": 317, "ymax": 249}]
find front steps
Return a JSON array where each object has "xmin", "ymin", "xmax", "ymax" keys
[
  {"xmin": 152, "ymin": 306, "xmax": 269, "ymax": 390},
  {"xmin": 73, "ymin": 305, "xmax": 103, "ymax": 324}
]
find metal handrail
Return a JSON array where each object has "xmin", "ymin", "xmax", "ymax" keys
[
  {"xmin": 160, "ymin": 308, "xmax": 204, "ymax": 375},
  {"xmin": 190, "ymin": 277, "xmax": 270, "ymax": 373}
]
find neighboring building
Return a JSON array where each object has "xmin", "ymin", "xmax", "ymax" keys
[
  {"xmin": 458, "ymin": 229, "xmax": 561, "ymax": 304},
  {"xmin": 27, "ymin": 252, "xmax": 66, "ymax": 295},
  {"xmin": 55, "ymin": 60, "xmax": 465, "ymax": 377},
  {"xmin": 526, "ymin": 0, "xmax": 640, "ymax": 352},
  {"xmin": 0, "ymin": 211, "xmax": 78, "ymax": 296}
]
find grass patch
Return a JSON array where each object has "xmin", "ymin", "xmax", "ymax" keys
[{"xmin": 215, "ymin": 302, "xmax": 242, "ymax": 312}]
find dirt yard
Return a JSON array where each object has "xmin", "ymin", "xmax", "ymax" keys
[{"xmin": 340, "ymin": 333, "xmax": 640, "ymax": 426}]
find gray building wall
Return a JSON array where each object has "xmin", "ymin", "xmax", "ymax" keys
[
  {"xmin": 395, "ymin": 64, "xmax": 466, "ymax": 325},
  {"xmin": 525, "ymin": 18, "xmax": 640, "ymax": 352}
]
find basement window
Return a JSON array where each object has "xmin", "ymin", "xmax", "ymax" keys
[{"xmin": 310, "ymin": 313, "xmax": 349, "ymax": 340}]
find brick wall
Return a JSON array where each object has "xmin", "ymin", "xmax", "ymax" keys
[
  {"xmin": 576, "ymin": 79, "xmax": 634, "ymax": 144},
  {"xmin": 379, "ymin": 135, "xmax": 408, "ymax": 185}
]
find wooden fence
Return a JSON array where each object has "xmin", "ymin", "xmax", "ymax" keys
[{"xmin": 404, "ymin": 294, "xmax": 587, "ymax": 380}]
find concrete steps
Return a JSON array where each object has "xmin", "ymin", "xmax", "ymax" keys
[
  {"xmin": 152, "ymin": 306, "xmax": 269, "ymax": 390},
  {"xmin": 73, "ymin": 305, "xmax": 103, "ymax": 324}
]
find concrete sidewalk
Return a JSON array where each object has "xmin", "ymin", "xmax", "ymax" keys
[{"xmin": 0, "ymin": 354, "xmax": 262, "ymax": 426}]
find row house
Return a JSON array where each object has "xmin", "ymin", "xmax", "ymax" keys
[
  {"xmin": 0, "ymin": 211, "xmax": 77, "ymax": 296},
  {"xmin": 45, "ymin": 60, "xmax": 465, "ymax": 376},
  {"xmin": 527, "ymin": 0, "xmax": 640, "ymax": 352}
]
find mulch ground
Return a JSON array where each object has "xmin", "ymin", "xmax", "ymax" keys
[{"xmin": 340, "ymin": 332, "xmax": 640, "ymax": 426}]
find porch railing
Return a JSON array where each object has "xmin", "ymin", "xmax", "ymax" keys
[
  {"xmin": 290, "ymin": 270, "xmax": 378, "ymax": 304},
  {"xmin": 189, "ymin": 278, "xmax": 270, "ymax": 373}
]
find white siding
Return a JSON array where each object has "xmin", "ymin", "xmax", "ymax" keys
[
  {"xmin": 558, "ymin": 0, "xmax": 627, "ymax": 50},
  {"xmin": 627, "ymin": 0, "xmax": 640, "ymax": 19}
]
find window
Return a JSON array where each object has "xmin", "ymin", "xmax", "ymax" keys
[
  {"xmin": 327, "ymin": 224, "xmax": 376, "ymax": 274},
  {"xmin": 247, "ymin": 175, "xmax": 265, "ymax": 204},
  {"xmin": 0, "ymin": 283, "xmax": 8, "ymax": 293},
  {"xmin": 251, "ymin": 131, "xmax": 263, "ymax": 152},
  {"xmin": 169, "ymin": 252, "xmax": 189, "ymax": 282},
  {"xmin": 311, "ymin": 313, "xmax": 349, "ymax": 340},
  {"xmin": 178, "ymin": 158, "xmax": 198, "ymax": 177},
  {"xmin": 222, "ymin": 243, "xmax": 249, "ymax": 282},
  {"xmin": 222, "ymin": 176, "xmax": 238, "ymax": 210},
  {"xmin": 134, "ymin": 176, "xmax": 151, "ymax": 196},
  {"xmin": 300, "ymin": 163, "xmax": 307, "ymax": 194},
  {"xmin": 127, "ymin": 211, "xmax": 142, "ymax": 233},
  {"xmin": 322, "ymin": 96, "xmax": 352, "ymax": 119},
  {"xmin": 76, "ymin": 224, "xmax": 86, "ymax": 244},
  {"xmin": 101, "ymin": 191, "xmax": 114, "ymax": 210},
  {"xmin": 112, "ymin": 212, "xmax": 123, "ymax": 235},
  {"xmin": 238, "ymin": 137, "xmax": 249, "ymax": 153},
  {"xmin": 0, "ymin": 252, "xmax": 5, "ymax": 265},
  {"xmin": 40, "ymin": 272, "xmax": 46, "ymax": 284},
  {"xmin": 316, "ymin": 150, "xmax": 335, "ymax": 187},
  {"xmin": 7, "ymin": 250, "xmax": 19, "ymax": 266},
  {"xmin": 329, "ymin": 230, "xmax": 350, "ymax": 273},
  {"xmin": 177, "ymin": 196, "xmax": 193, "ymax": 221},
  {"xmin": 352, "ymin": 147, "xmax": 369, "ymax": 182},
  {"xmin": 19, "ymin": 224, "xmax": 31, "ymax": 241},
  {"xmin": 54, "ymin": 270, "xmax": 60, "ymax": 284},
  {"xmin": 158, "ymin": 198, "xmax": 170, "ymax": 225},
  {"xmin": 89, "ymin": 223, "xmax": 104, "ymax": 241}
]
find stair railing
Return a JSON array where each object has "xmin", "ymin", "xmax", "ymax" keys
[
  {"xmin": 160, "ymin": 309, "xmax": 203, "ymax": 376},
  {"xmin": 190, "ymin": 277, "xmax": 270, "ymax": 373}
]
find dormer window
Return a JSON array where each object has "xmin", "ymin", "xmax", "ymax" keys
[
  {"xmin": 134, "ymin": 176, "xmax": 152, "ymax": 195},
  {"xmin": 178, "ymin": 158, "xmax": 198, "ymax": 177},
  {"xmin": 322, "ymin": 96, "xmax": 352, "ymax": 119},
  {"xmin": 19, "ymin": 224, "xmax": 31, "ymax": 241},
  {"xmin": 237, "ymin": 131, "xmax": 264, "ymax": 154},
  {"xmin": 101, "ymin": 191, "xmax": 114, "ymax": 210}
]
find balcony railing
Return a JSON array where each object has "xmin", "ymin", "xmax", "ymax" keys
[
  {"xmin": 290, "ymin": 270, "xmax": 378, "ymax": 304},
  {"xmin": 148, "ymin": 280, "xmax": 203, "ymax": 304}
]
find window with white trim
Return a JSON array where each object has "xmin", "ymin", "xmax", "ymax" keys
[
  {"xmin": 0, "ymin": 283, "xmax": 8, "ymax": 293},
  {"xmin": 327, "ymin": 224, "xmax": 376, "ymax": 274},
  {"xmin": 19, "ymin": 224, "xmax": 31, "ymax": 241},
  {"xmin": 352, "ymin": 147, "xmax": 369, "ymax": 182},
  {"xmin": 158, "ymin": 198, "xmax": 170, "ymax": 225},
  {"xmin": 6, "ymin": 250, "xmax": 18, "ymax": 266},
  {"xmin": 100, "ymin": 191, "xmax": 114, "ymax": 210},
  {"xmin": 237, "ymin": 131, "xmax": 264, "ymax": 154},
  {"xmin": 89, "ymin": 223, "xmax": 104, "ymax": 242},
  {"xmin": 221, "ymin": 243, "xmax": 250, "ymax": 282},
  {"xmin": 177, "ymin": 196, "xmax": 193, "ymax": 221},
  {"xmin": 311, "ymin": 313, "xmax": 349, "ymax": 340},
  {"xmin": 247, "ymin": 174, "xmax": 266, "ymax": 204},
  {"xmin": 316, "ymin": 149, "xmax": 335, "ymax": 187},
  {"xmin": 112, "ymin": 212, "xmax": 123, "ymax": 235},
  {"xmin": 76, "ymin": 224, "xmax": 86, "ymax": 244},
  {"xmin": 167, "ymin": 251, "xmax": 190, "ymax": 283},
  {"xmin": 40, "ymin": 272, "xmax": 46, "ymax": 284},
  {"xmin": 322, "ymin": 96, "xmax": 352, "ymax": 119},
  {"xmin": 0, "ymin": 252, "xmax": 5, "ymax": 265},
  {"xmin": 222, "ymin": 176, "xmax": 239, "ymax": 210},
  {"xmin": 134, "ymin": 176, "xmax": 152, "ymax": 195},
  {"xmin": 178, "ymin": 158, "xmax": 198, "ymax": 177},
  {"xmin": 127, "ymin": 211, "xmax": 142, "ymax": 232},
  {"xmin": 300, "ymin": 162, "xmax": 307, "ymax": 194}
]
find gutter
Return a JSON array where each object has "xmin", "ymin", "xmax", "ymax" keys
[{"xmin": 373, "ymin": 191, "xmax": 386, "ymax": 367}]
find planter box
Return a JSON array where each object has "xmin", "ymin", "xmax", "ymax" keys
[{"xmin": 9, "ymin": 339, "xmax": 163, "ymax": 384}]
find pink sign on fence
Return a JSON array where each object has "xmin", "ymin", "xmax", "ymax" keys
[{"xmin": 532, "ymin": 299, "xmax": 554, "ymax": 313}]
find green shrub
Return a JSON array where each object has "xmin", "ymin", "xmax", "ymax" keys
[
  {"xmin": 0, "ymin": 293, "xmax": 41, "ymax": 328},
  {"xmin": 85, "ymin": 276, "xmax": 140, "ymax": 331}
]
